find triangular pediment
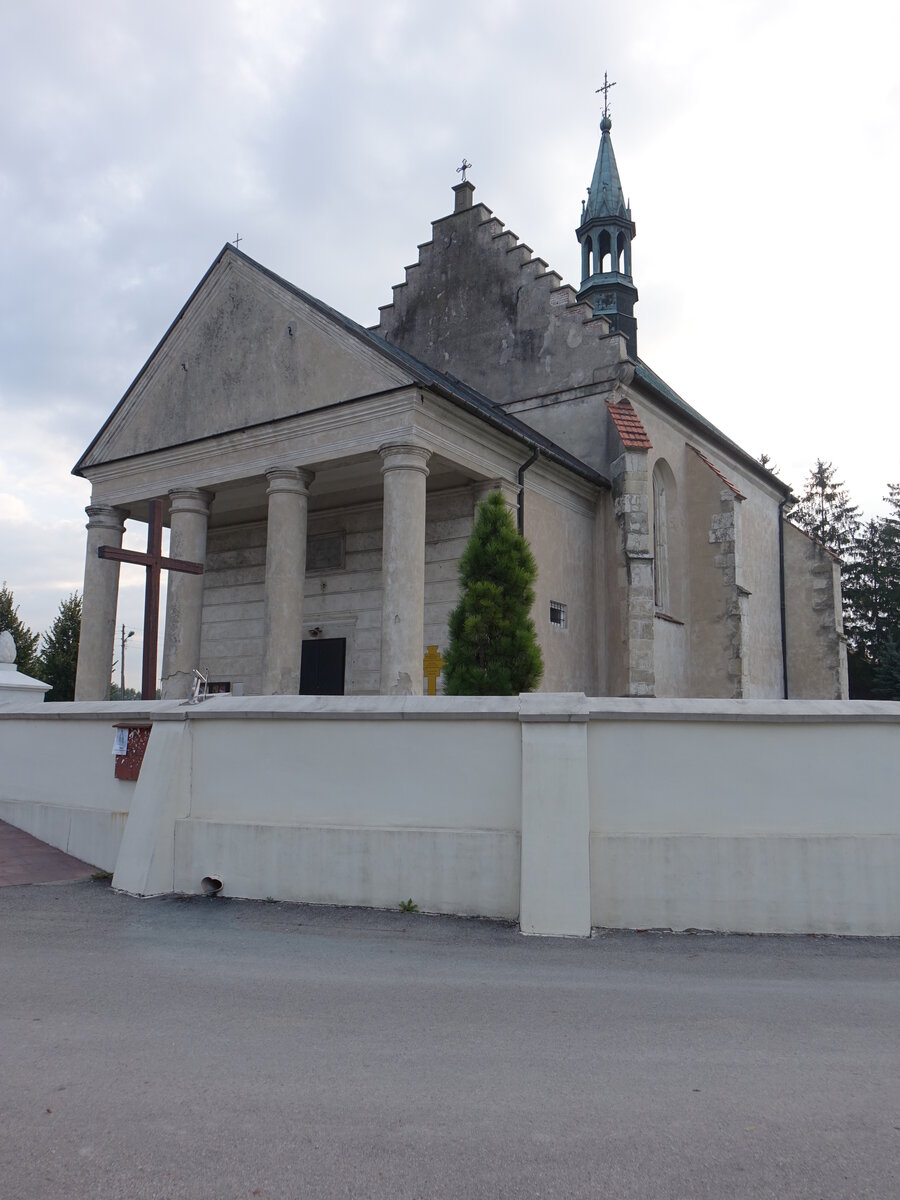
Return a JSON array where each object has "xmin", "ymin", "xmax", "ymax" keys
[{"xmin": 77, "ymin": 248, "xmax": 413, "ymax": 471}]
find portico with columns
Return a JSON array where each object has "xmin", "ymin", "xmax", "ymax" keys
[{"xmin": 73, "ymin": 249, "xmax": 606, "ymax": 700}]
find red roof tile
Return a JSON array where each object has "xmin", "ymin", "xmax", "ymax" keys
[
  {"xmin": 687, "ymin": 444, "xmax": 747, "ymax": 500},
  {"xmin": 606, "ymin": 398, "xmax": 652, "ymax": 450}
]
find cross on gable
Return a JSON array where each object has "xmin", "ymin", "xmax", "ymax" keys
[{"xmin": 98, "ymin": 499, "xmax": 204, "ymax": 699}]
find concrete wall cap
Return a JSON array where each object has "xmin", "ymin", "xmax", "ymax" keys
[{"xmin": 518, "ymin": 692, "xmax": 590, "ymax": 722}]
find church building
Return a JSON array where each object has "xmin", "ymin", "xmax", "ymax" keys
[{"xmin": 72, "ymin": 109, "xmax": 848, "ymax": 701}]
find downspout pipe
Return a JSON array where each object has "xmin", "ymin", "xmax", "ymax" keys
[
  {"xmin": 518, "ymin": 449, "xmax": 540, "ymax": 534},
  {"xmin": 778, "ymin": 500, "xmax": 789, "ymax": 699}
]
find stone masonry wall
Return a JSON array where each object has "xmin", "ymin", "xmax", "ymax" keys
[
  {"xmin": 783, "ymin": 522, "xmax": 849, "ymax": 699},
  {"xmin": 610, "ymin": 450, "xmax": 654, "ymax": 696}
]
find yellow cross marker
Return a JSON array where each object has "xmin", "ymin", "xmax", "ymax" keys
[{"xmin": 423, "ymin": 645, "xmax": 445, "ymax": 696}]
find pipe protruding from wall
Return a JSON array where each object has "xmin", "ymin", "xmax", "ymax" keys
[{"xmin": 201, "ymin": 875, "xmax": 223, "ymax": 896}]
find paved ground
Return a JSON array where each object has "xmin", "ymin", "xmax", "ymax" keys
[
  {"xmin": 0, "ymin": 819, "xmax": 96, "ymax": 887},
  {"xmin": 1, "ymin": 879, "xmax": 899, "ymax": 1199}
]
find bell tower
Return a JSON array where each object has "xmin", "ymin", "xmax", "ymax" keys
[{"xmin": 576, "ymin": 74, "xmax": 638, "ymax": 357}]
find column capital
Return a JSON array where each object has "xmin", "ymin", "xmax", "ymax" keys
[
  {"xmin": 379, "ymin": 443, "xmax": 431, "ymax": 476},
  {"xmin": 168, "ymin": 488, "xmax": 213, "ymax": 518},
  {"xmin": 84, "ymin": 504, "xmax": 126, "ymax": 534},
  {"xmin": 265, "ymin": 466, "xmax": 315, "ymax": 496}
]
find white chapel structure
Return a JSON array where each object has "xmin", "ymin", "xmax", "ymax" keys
[{"xmin": 73, "ymin": 113, "xmax": 847, "ymax": 702}]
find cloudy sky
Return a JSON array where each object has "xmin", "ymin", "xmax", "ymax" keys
[{"xmin": 2, "ymin": 0, "xmax": 899, "ymax": 688}]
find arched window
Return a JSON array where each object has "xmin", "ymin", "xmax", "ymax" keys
[
  {"xmin": 615, "ymin": 231, "xmax": 626, "ymax": 273},
  {"xmin": 598, "ymin": 230, "xmax": 611, "ymax": 273},
  {"xmin": 652, "ymin": 460, "xmax": 676, "ymax": 612}
]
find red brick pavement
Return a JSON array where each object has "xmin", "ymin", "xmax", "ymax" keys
[{"xmin": 0, "ymin": 819, "xmax": 97, "ymax": 887}]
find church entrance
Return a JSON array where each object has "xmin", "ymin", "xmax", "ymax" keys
[{"xmin": 299, "ymin": 638, "xmax": 346, "ymax": 696}]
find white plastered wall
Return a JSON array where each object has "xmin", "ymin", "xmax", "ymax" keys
[{"xmin": 2, "ymin": 695, "xmax": 898, "ymax": 936}]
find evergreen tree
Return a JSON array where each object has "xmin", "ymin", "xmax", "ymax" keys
[
  {"xmin": 38, "ymin": 592, "xmax": 82, "ymax": 700},
  {"xmin": 0, "ymin": 582, "xmax": 40, "ymax": 676},
  {"xmin": 791, "ymin": 460, "xmax": 860, "ymax": 557},
  {"xmin": 758, "ymin": 452, "xmax": 780, "ymax": 476},
  {"xmin": 872, "ymin": 634, "xmax": 900, "ymax": 700},
  {"xmin": 843, "ymin": 484, "xmax": 900, "ymax": 699},
  {"xmin": 443, "ymin": 492, "xmax": 543, "ymax": 696}
]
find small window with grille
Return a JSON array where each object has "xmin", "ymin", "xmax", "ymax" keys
[{"xmin": 549, "ymin": 601, "xmax": 567, "ymax": 630}]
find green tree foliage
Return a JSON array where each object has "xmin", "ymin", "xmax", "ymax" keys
[
  {"xmin": 443, "ymin": 492, "xmax": 543, "ymax": 696},
  {"xmin": 790, "ymin": 459, "xmax": 860, "ymax": 557},
  {"xmin": 872, "ymin": 634, "xmax": 900, "ymax": 700},
  {"xmin": 0, "ymin": 582, "xmax": 40, "ymax": 676},
  {"xmin": 38, "ymin": 592, "xmax": 82, "ymax": 701},
  {"xmin": 843, "ymin": 485, "xmax": 900, "ymax": 698}
]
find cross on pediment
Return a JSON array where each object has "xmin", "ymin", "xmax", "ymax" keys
[
  {"xmin": 98, "ymin": 499, "xmax": 204, "ymax": 700},
  {"xmin": 456, "ymin": 158, "xmax": 472, "ymax": 182}
]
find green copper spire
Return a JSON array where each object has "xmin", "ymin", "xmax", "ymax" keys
[
  {"xmin": 576, "ymin": 78, "xmax": 639, "ymax": 357},
  {"xmin": 584, "ymin": 115, "xmax": 630, "ymax": 222}
]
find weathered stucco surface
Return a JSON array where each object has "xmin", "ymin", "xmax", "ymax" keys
[
  {"xmin": 783, "ymin": 522, "xmax": 848, "ymax": 698},
  {"xmin": 374, "ymin": 192, "xmax": 628, "ymax": 408}
]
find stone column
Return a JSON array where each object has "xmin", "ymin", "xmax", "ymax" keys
[
  {"xmin": 75, "ymin": 505, "xmax": 126, "ymax": 700},
  {"xmin": 379, "ymin": 443, "xmax": 431, "ymax": 695},
  {"xmin": 261, "ymin": 467, "xmax": 314, "ymax": 695},
  {"xmin": 161, "ymin": 488, "xmax": 212, "ymax": 700}
]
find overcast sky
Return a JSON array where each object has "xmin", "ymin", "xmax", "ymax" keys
[{"xmin": 2, "ymin": 0, "xmax": 898, "ymax": 688}]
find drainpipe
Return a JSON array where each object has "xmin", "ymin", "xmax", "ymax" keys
[
  {"xmin": 778, "ymin": 500, "xmax": 788, "ymax": 698},
  {"xmin": 518, "ymin": 449, "xmax": 540, "ymax": 534}
]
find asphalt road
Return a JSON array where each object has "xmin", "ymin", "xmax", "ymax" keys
[{"xmin": 2, "ymin": 882, "xmax": 899, "ymax": 1199}]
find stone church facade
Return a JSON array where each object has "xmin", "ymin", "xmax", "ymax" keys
[{"xmin": 73, "ymin": 116, "xmax": 847, "ymax": 701}]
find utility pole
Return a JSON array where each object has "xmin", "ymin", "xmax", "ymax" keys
[{"xmin": 120, "ymin": 624, "xmax": 135, "ymax": 698}]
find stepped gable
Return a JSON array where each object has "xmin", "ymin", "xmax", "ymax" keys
[{"xmin": 373, "ymin": 181, "xmax": 629, "ymax": 407}]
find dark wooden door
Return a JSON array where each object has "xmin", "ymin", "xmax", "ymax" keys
[{"xmin": 299, "ymin": 638, "xmax": 346, "ymax": 696}]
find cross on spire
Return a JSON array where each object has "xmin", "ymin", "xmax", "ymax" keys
[
  {"xmin": 595, "ymin": 72, "xmax": 616, "ymax": 119},
  {"xmin": 456, "ymin": 158, "xmax": 472, "ymax": 182}
]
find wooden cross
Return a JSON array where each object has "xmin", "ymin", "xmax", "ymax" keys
[
  {"xmin": 423, "ymin": 645, "xmax": 445, "ymax": 696},
  {"xmin": 98, "ymin": 499, "xmax": 204, "ymax": 700},
  {"xmin": 456, "ymin": 158, "xmax": 472, "ymax": 183},
  {"xmin": 596, "ymin": 71, "xmax": 616, "ymax": 118}
]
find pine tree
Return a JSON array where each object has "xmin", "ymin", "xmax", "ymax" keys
[
  {"xmin": 443, "ymin": 492, "xmax": 543, "ymax": 696},
  {"xmin": 38, "ymin": 592, "xmax": 82, "ymax": 701},
  {"xmin": 842, "ymin": 483, "xmax": 900, "ymax": 698},
  {"xmin": 872, "ymin": 634, "xmax": 900, "ymax": 700},
  {"xmin": 0, "ymin": 582, "xmax": 40, "ymax": 676},
  {"xmin": 791, "ymin": 460, "xmax": 860, "ymax": 557}
]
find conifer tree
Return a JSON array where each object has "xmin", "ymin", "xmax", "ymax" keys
[
  {"xmin": 0, "ymin": 582, "xmax": 40, "ymax": 676},
  {"xmin": 38, "ymin": 592, "xmax": 82, "ymax": 701},
  {"xmin": 791, "ymin": 460, "xmax": 860, "ymax": 557},
  {"xmin": 872, "ymin": 634, "xmax": 900, "ymax": 700},
  {"xmin": 836, "ymin": 482, "xmax": 900, "ymax": 698},
  {"xmin": 443, "ymin": 491, "xmax": 543, "ymax": 696}
]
